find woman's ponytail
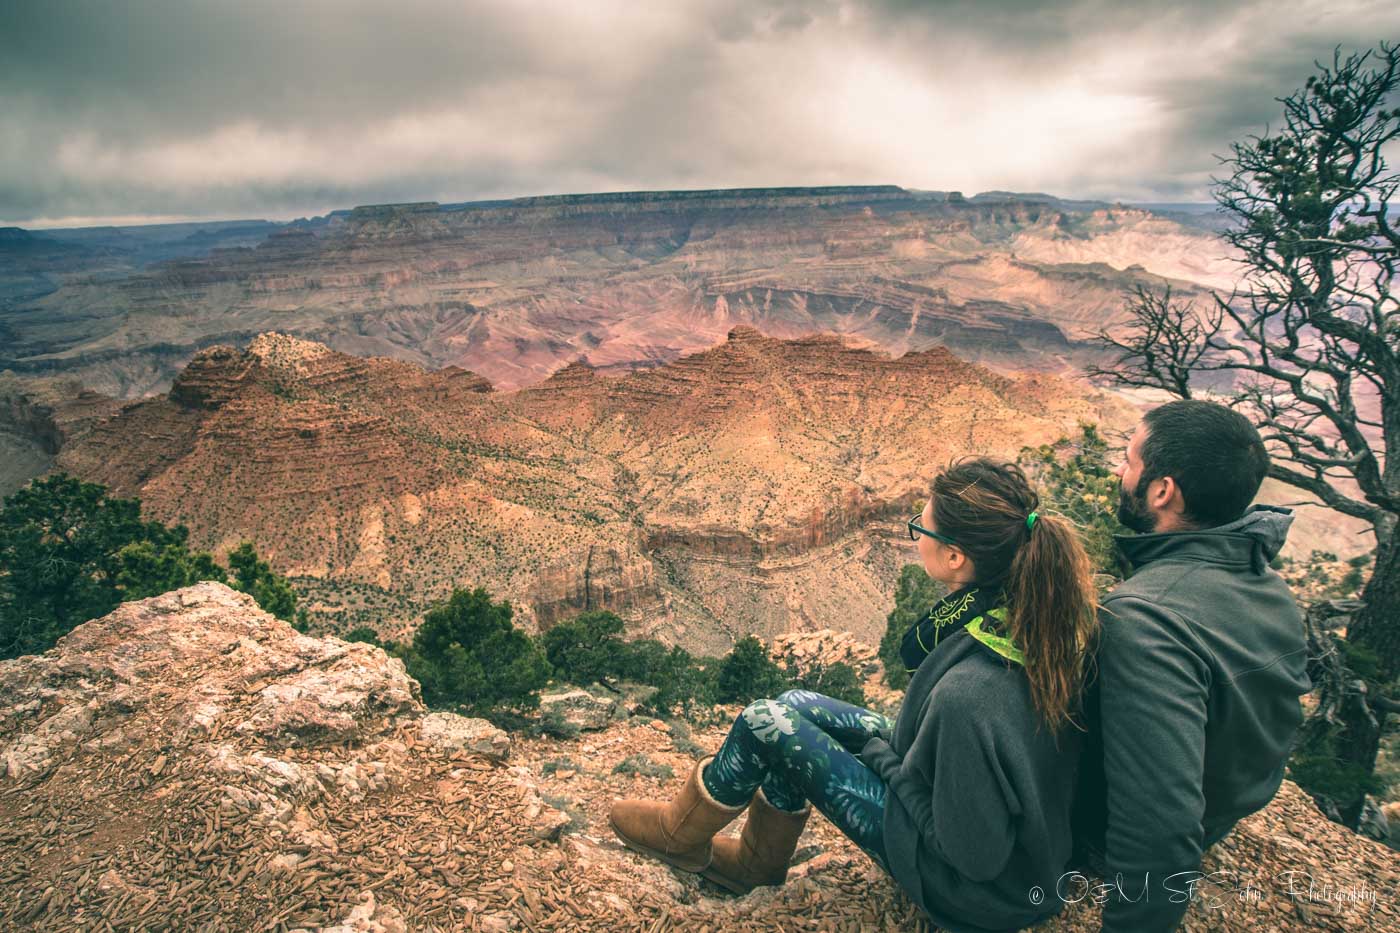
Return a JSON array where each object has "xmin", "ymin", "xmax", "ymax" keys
[
  {"xmin": 1005, "ymin": 510, "xmax": 1098, "ymax": 735},
  {"xmin": 930, "ymin": 458, "xmax": 1100, "ymax": 736}
]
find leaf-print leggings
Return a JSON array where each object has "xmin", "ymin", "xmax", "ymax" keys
[{"xmin": 701, "ymin": 688, "xmax": 894, "ymax": 872}]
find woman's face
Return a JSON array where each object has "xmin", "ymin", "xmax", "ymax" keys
[{"xmin": 917, "ymin": 497, "xmax": 975, "ymax": 587}]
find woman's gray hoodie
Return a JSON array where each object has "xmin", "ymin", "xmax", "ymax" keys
[{"xmin": 860, "ymin": 617, "xmax": 1081, "ymax": 932}]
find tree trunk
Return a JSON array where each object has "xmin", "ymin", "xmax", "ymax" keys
[
  {"xmin": 1346, "ymin": 533, "xmax": 1400, "ymax": 681},
  {"xmin": 1298, "ymin": 600, "xmax": 1383, "ymax": 829}
]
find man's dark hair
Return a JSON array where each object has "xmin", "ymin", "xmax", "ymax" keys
[{"xmin": 1140, "ymin": 400, "xmax": 1269, "ymax": 528}]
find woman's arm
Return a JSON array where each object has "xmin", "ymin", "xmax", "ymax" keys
[{"xmin": 863, "ymin": 686, "xmax": 1019, "ymax": 883}]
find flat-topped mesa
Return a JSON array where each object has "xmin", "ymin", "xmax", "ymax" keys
[
  {"xmin": 725, "ymin": 324, "xmax": 766, "ymax": 343},
  {"xmin": 467, "ymin": 185, "xmax": 910, "ymax": 215}
]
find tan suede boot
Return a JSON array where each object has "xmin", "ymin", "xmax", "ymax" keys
[
  {"xmin": 702, "ymin": 786, "xmax": 812, "ymax": 895},
  {"xmin": 608, "ymin": 755, "xmax": 746, "ymax": 873}
]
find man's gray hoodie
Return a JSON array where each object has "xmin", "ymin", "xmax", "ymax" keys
[{"xmin": 1071, "ymin": 504, "xmax": 1312, "ymax": 932}]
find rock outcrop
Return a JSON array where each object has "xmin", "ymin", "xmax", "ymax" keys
[{"xmin": 1, "ymin": 583, "xmax": 1397, "ymax": 931}]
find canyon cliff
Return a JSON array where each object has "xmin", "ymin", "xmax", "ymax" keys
[{"xmin": 49, "ymin": 329, "xmax": 1127, "ymax": 653}]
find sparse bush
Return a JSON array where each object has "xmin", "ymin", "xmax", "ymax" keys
[
  {"xmin": 666, "ymin": 718, "xmax": 707, "ymax": 758},
  {"xmin": 539, "ymin": 792, "xmax": 589, "ymax": 834},
  {"xmin": 535, "ymin": 708, "xmax": 581, "ymax": 739},
  {"xmin": 541, "ymin": 757, "xmax": 583, "ymax": 775},
  {"xmin": 612, "ymin": 754, "xmax": 675, "ymax": 780}
]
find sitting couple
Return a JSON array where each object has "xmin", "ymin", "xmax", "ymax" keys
[{"xmin": 609, "ymin": 399, "xmax": 1312, "ymax": 933}]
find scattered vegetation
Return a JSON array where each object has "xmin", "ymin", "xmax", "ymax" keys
[
  {"xmin": 541, "ymin": 757, "xmax": 585, "ymax": 776},
  {"xmin": 612, "ymin": 754, "xmax": 675, "ymax": 780},
  {"xmin": 665, "ymin": 718, "xmax": 707, "ymax": 758},
  {"xmin": 0, "ymin": 474, "xmax": 306, "ymax": 660},
  {"xmin": 538, "ymin": 792, "xmax": 590, "ymax": 834},
  {"xmin": 533, "ymin": 708, "xmax": 581, "ymax": 739}
]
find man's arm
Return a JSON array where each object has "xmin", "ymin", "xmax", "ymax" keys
[{"xmin": 1097, "ymin": 596, "xmax": 1211, "ymax": 932}]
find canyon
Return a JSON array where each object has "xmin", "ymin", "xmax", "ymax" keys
[
  {"xmin": 43, "ymin": 328, "xmax": 1128, "ymax": 653},
  {"xmin": 0, "ymin": 186, "xmax": 1368, "ymax": 652},
  {"xmin": 0, "ymin": 187, "xmax": 1232, "ymax": 398}
]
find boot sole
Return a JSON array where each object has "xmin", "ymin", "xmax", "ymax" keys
[
  {"xmin": 698, "ymin": 863, "xmax": 759, "ymax": 896},
  {"xmin": 608, "ymin": 812, "xmax": 712, "ymax": 875}
]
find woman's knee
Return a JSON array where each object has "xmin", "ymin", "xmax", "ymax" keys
[
  {"xmin": 776, "ymin": 687, "xmax": 820, "ymax": 707},
  {"xmin": 739, "ymin": 698, "xmax": 802, "ymax": 743}
]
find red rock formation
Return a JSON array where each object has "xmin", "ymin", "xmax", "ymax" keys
[{"xmin": 52, "ymin": 328, "xmax": 1130, "ymax": 654}]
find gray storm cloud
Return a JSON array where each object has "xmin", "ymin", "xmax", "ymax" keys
[{"xmin": 1, "ymin": 0, "xmax": 1396, "ymax": 226}]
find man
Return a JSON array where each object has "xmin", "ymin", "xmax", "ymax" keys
[{"xmin": 1070, "ymin": 399, "xmax": 1312, "ymax": 932}]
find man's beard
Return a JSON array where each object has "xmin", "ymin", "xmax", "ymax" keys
[{"xmin": 1116, "ymin": 477, "xmax": 1157, "ymax": 533}]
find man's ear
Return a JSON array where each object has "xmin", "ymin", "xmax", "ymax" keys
[{"xmin": 1152, "ymin": 476, "xmax": 1188, "ymax": 516}]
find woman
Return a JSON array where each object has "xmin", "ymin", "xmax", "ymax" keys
[{"xmin": 609, "ymin": 458, "xmax": 1099, "ymax": 932}]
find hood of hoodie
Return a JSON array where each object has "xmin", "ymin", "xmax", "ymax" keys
[{"xmin": 1113, "ymin": 504, "xmax": 1295, "ymax": 575}]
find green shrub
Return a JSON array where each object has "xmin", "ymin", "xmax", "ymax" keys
[
  {"xmin": 228, "ymin": 542, "xmax": 306, "ymax": 629},
  {"xmin": 714, "ymin": 635, "xmax": 791, "ymax": 704},
  {"xmin": 789, "ymin": 660, "xmax": 867, "ymax": 707},
  {"xmin": 615, "ymin": 638, "xmax": 718, "ymax": 717},
  {"xmin": 396, "ymin": 586, "xmax": 550, "ymax": 720},
  {"xmin": 0, "ymin": 474, "xmax": 305, "ymax": 659},
  {"xmin": 541, "ymin": 610, "xmax": 631, "ymax": 684},
  {"xmin": 344, "ymin": 626, "xmax": 382, "ymax": 646},
  {"xmin": 1017, "ymin": 423, "xmax": 1127, "ymax": 580}
]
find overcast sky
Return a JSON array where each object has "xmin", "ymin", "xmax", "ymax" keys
[{"xmin": 2, "ymin": 0, "xmax": 1396, "ymax": 227}]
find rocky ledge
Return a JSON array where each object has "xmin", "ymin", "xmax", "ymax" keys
[{"xmin": 1, "ymin": 584, "xmax": 1396, "ymax": 930}]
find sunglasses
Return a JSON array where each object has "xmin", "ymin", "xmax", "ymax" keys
[{"xmin": 907, "ymin": 512, "xmax": 960, "ymax": 548}]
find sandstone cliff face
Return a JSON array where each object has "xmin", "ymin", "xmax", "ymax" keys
[
  {"xmin": 0, "ymin": 188, "xmax": 1228, "ymax": 398},
  {"xmin": 2, "ymin": 584, "xmax": 1395, "ymax": 931},
  {"xmin": 0, "ymin": 373, "xmax": 121, "ymax": 496},
  {"xmin": 52, "ymin": 329, "xmax": 1129, "ymax": 652}
]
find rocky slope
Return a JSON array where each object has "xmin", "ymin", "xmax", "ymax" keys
[
  {"xmin": 0, "ymin": 372, "xmax": 121, "ymax": 496},
  {"xmin": 49, "ymin": 329, "xmax": 1128, "ymax": 651},
  {"xmin": 0, "ymin": 187, "xmax": 1229, "ymax": 397},
  {"xmin": 2, "ymin": 583, "xmax": 1395, "ymax": 932}
]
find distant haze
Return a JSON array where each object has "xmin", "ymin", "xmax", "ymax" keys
[{"xmin": 2, "ymin": 0, "xmax": 1397, "ymax": 227}]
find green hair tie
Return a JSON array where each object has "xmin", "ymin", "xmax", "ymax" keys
[{"xmin": 1026, "ymin": 511, "xmax": 1039, "ymax": 531}]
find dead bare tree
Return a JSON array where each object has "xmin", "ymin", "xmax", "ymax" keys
[{"xmin": 1087, "ymin": 42, "xmax": 1400, "ymax": 827}]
